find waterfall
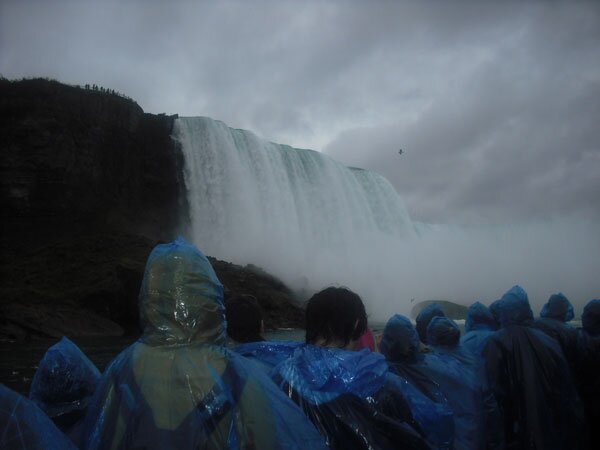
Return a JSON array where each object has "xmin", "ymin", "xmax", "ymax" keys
[{"xmin": 174, "ymin": 117, "xmax": 600, "ymax": 319}]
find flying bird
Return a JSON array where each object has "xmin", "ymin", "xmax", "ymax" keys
[{"xmin": 398, "ymin": 149, "xmax": 404, "ymax": 155}]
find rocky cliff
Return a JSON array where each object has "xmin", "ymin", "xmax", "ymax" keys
[
  {"xmin": 0, "ymin": 78, "xmax": 303, "ymax": 340},
  {"xmin": 1, "ymin": 78, "xmax": 186, "ymax": 241}
]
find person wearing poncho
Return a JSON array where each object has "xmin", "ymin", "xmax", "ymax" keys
[
  {"xmin": 460, "ymin": 302, "xmax": 498, "ymax": 358},
  {"xmin": 81, "ymin": 238, "xmax": 326, "ymax": 450},
  {"xmin": 379, "ymin": 314, "xmax": 454, "ymax": 450},
  {"xmin": 574, "ymin": 299, "xmax": 600, "ymax": 448},
  {"xmin": 426, "ymin": 316, "xmax": 503, "ymax": 450},
  {"xmin": 1, "ymin": 384, "xmax": 77, "ymax": 450},
  {"xmin": 29, "ymin": 336, "xmax": 101, "ymax": 447},
  {"xmin": 482, "ymin": 285, "xmax": 585, "ymax": 450},
  {"xmin": 415, "ymin": 303, "xmax": 445, "ymax": 345},
  {"xmin": 532, "ymin": 293, "xmax": 578, "ymax": 365},
  {"xmin": 270, "ymin": 287, "xmax": 430, "ymax": 450}
]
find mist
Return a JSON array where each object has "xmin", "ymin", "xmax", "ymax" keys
[{"xmin": 175, "ymin": 116, "xmax": 600, "ymax": 321}]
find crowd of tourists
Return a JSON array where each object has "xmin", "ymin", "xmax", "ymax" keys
[{"xmin": 1, "ymin": 237, "xmax": 598, "ymax": 449}]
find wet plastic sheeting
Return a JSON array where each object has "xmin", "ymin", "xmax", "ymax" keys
[
  {"xmin": 427, "ymin": 317, "xmax": 504, "ymax": 450},
  {"xmin": 381, "ymin": 314, "xmax": 495, "ymax": 450},
  {"xmin": 460, "ymin": 329, "xmax": 495, "ymax": 359},
  {"xmin": 483, "ymin": 285, "xmax": 585, "ymax": 450},
  {"xmin": 533, "ymin": 317, "xmax": 578, "ymax": 363},
  {"xmin": 82, "ymin": 238, "xmax": 326, "ymax": 450},
  {"xmin": 1, "ymin": 384, "xmax": 77, "ymax": 450},
  {"xmin": 575, "ymin": 299, "xmax": 600, "ymax": 448},
  {"xmin": 464, "ymin": 302, "xmax": 497, "ymax": 334},
  {"xmin": 461, "ymin": 302, "xmax": 497, "ymax": 357},
  {"xmin": 534, "ymin": 293, "xmax": 578, "ymax": 363},
  {"xmin": 273, "ymin": 346, "xmax": 388, "ymax": 404},
  {"xmin": 29, "ymin": 336, "xmax": 100, "ymax": 419},
  {"xmin": 384, "ymin": 372, "xmax": 454, "ymax": 450},
  {"xmin": 415, "ymin": 303, "xmax": 445, "ymax": 344},
  {"xmin": 540, "ymin": 293, "xmax": 574, "ymax": 322},
  {"xmin": 582, "ymin": 299, "xmax": 600, "ymax": 335},
  {"xmin": 271, "ymin": 344, "xmax": 430, "ymax": 450},
  {"xmin": 233, "ymin": 340, "xmax": 303, "ymax": 371},
  {"xmin": 419, "ymin": 352, "xmax": 487, "ymax": 450}
]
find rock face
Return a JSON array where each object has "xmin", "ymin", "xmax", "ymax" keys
[
  {"xmin": 0, "ymin": 78, "xmax": 304, "ymax": 340},
  {"xmin": 210, "ymin": 259, "xmax": 304, "ymax": 330},
  {"xmin": 1, "ymin": 78, "xmax": 186, "ymax": 241}
]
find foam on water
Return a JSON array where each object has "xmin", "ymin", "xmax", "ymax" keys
[{"xmin": 174, "ymin": 117, "xmax": 600, "ymax": 320}]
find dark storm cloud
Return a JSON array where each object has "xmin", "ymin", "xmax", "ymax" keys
[
  {"xmin": 324, "ymin": 2, "xmax": 600, "ymax": 224},
  {"xmin": 1, "ymin": 0, "xmax": 599, "ymax": 224}
]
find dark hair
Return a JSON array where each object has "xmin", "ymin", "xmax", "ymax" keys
[
  {"xmin": 225, "ymin": 294, "xmax": 264, "ymax": 343},
  {"xmin": 305, "ymin": 287, "xmax": 367, "ymax": 347}
]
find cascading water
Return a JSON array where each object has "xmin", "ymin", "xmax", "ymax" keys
[{"xmin": 174, "ymin": 116, "xmax": 600, "ymax": 320}]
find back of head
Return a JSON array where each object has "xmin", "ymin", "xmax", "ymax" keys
[
  {"xmin": 540, "ymin": 293, "xmax": 574, "ymax": 322},
  {"xmin": 496, "ymin": 285, "xmax": 533, "ymax": 328},
  {"xmin": 415, "ymin": 303, "xmax": 445, "ymax": 343},
  {"xmin": 139, "ymin": 237, "xmax": 225, "ymax": 346},
  {"xmin": 225, "ymin": 294, "xmax": 264, "ymax": 343},
  {"xmin": 582, "ymin": 299, "xmax": 600, "ymax": 336},
  {"xmin": 465, "ymin": 301, "xmax": 497, "ymax": 333},
  {"xmin": 427, "ymin": 316, "xmax": 461, "ymax": 347},
  {"xmin": 380, "ymin": 314, "xmax": 420, "ymax": 362},
  {"xmin": 305, "ymin": 286, "xmax": 367, "ymax": 348}
]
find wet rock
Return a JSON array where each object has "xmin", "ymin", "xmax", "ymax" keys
[{"xmin": 0, "ymin": 78, "xmax": 304, "ymax": 339}]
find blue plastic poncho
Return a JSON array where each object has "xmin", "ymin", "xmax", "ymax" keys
[
  {"xmin": 81, "ymin": 238, "xmax": 326, "ymax": 450},
  {"xmin": 461, "ymin": 302, "xmax": 497, "ymax": 357},
  {"xmin": 483, "ymin": 285, "xmax": 585, "ymax": 450},
  {"xmin": 271, "ymin": 344, "xmax": 429, "ymax": 450},
  {"xmin": 488, "ymin": 298, "xmax": 502, "ymax": 327},
  {"xmin": 29, "ymin": 336, "xmax": 100, "ymax": 445},
  {"xmin": 426, "ymin": 316, "xmax": 461, "ymax": 348},
  {"xmin": 233, "ymin": 340, "xmax": 303, "ymax": 372},
  {"xmin": 582, "ymin": 298, "xmax": 600, "ymax": 336},
  {"xmin": 426, "ymin": 316, "xmax": 503, "ymax": 450},
  {"xmin": 380, "ymin": 315, "xmax": 454, "ymax": 450},
  {"xmin": 575, "ymin": 299, "xmax": 600, "ymax": 447},
  {"xmin": 1, "ymin": 384, "xmax": 77, "ymax": 450},
  {"xmin": 540, "ymin": 292, "xmax": 575, "ymax": 322},
  {"xmin": 415, "ymin": 303, "xmax": 445, "ymax": 344},
  {"xmin": 464, "ymin": 301, "xmax": 498, "ymax": 332},
  {"xmin": 494, "ymin": 285, "xmax": 534, "ymax": 327},
  {"xmin": 534, "ymin": 293, "xmax": 578, "ymax": 363}
]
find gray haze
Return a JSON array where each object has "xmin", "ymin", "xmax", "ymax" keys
[{"xmin": 2, "ymin": 0, "xmax": 599, "ymax": 224}]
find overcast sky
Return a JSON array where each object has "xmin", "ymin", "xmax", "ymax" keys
[{"xmin": 2, "ymin": 0, "xmax": 599, "ymax": 225}]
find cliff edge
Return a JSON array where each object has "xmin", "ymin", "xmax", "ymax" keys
[{"xmin": 0, "ymin": 78, "xmax": 304, "ymax": 340}]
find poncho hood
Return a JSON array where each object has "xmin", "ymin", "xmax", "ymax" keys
[
  {"xmin": 496, "ymin": 285, "xmax": 533, "ymax": 327},
  {"xmin": 380, "ymin": 314, "xmax": 421, "ymax": 363},
  {"xmin": 465, "ymin": 301, "xmax": 497, "ymax": 332},
  {"xmin": 540, "ymin": 293, "xmax": 574, "ymax": 322},
  {"xmin": 582, "ymin": 299, "xmax": 600, "ymax": 336},
  {"xmin": 139, "ymin": 237, "xmax": 225, "ymax": 346},
  {"xmin": 426, "ymin": 316, "xmax": 460, "ymax": 347},
  {"xmin": 29, "ymin": 336, "xmax": 100, "ymax": 418},
  {"xmin": 415, "ymin": 303, "xmax": 445, "ymax": 343}
]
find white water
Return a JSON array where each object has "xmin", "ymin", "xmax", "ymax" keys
[{"xmin": 174, "ymin": 117, "xmax": 600, "ymax": 320}]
